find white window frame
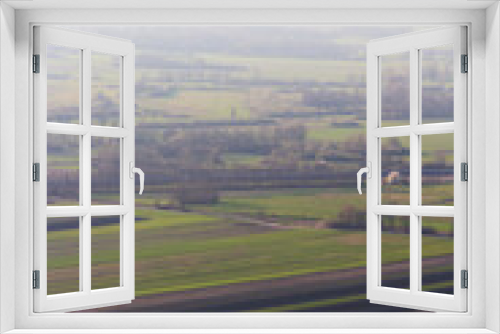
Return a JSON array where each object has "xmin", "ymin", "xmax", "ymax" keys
[
  {"xmin": 2, "ymin": 5, "xmax": 498, "ymax": 334},
  {"xmin": 365, "ymin": 26, "xmax": 468, "ymax": 312},
  {"xmin": 33, "ymin": 26, "xmax": 136, "ymax": 313}
]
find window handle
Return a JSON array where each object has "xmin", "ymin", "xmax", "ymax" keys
[
  {"xmin": 357, "ymin": 162, "xmax": 371, "ymax": 195},
  {"xmin": 129, "ymin": 162, "xmax": 145, "ymax": 195}
]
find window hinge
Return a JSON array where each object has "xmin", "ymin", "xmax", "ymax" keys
[
  {"xmin": 461, "ymin": 270, "xmax": 468, "ymax": 289},
  {"xmin": 461, "ymin": 54, "xmax": 468, "ymax": 73},
  {"xmin": 461, "ymin": 162, "xmax": 468, "ymax": 181},
  {"xmin": 33, "ymin": 270, "xmax": 40, "ymax": 289},
  {"xmin": 33, "ymin": 163, "xmax": 40, "ymax": 182},
  {"xmin": 33, "ymin": 54, "xmax": 40, "ymax": 73}
]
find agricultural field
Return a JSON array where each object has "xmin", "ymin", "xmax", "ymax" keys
[
  {"xmin": 45, "ymin": 25, "xmax": 455, "ymax": 312},
  {"xmin": 48, "ymin": 187, "xmax": 453, "ymax": 312}
]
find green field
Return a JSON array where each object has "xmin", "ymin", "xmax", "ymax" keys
[
  {"xmin": 48, "ymin": 187, "xmax": 454, "ymax": 298},
  {"xmin": 196, "ymin": 188, "xmax": 364, "ymax": 220},
  {"xmin": 46, "ymin": 26, "xmax": 456, "ymax": 312}
]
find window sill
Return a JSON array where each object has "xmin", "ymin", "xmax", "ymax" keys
[{"xmin": 4, "ymin": 330, "xmax": 497, "ymax": 334}]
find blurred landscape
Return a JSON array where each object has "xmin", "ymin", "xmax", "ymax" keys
[{"xmin": 45, "ymin": 26, "xmax": 454, "ymax": 312}]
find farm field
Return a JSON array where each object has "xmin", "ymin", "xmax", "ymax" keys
[
  {"xmin": 47, "ymin": 186, "xmax": 454, "ymax": 311},
  {"xmin": 44, "ymin": 25, "xmax": 456, "ymax": 312}
]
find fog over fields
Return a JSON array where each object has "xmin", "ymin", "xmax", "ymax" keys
[{"xmin": 45, "ymin": 26, "xmax": 454, "ymax": 312}]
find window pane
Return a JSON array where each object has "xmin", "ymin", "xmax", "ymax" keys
[
  {"xmin": 47, "ymin": 44, "xmax": 80, "ymax": 124},
  {"xmin": 421, "ymin": 217, "xmax": 453, "ymax": 294},
  {"xmin": 92, "ymin": 52, "xmax": 121, "ymax": 127},
  {"xmin": 421, "ymin": 45, "xmax": 454, "ymax": 124},
  {"xmin": 381, "ymin": 52, "xmax": 410, "ymax": 127},
  {"xmin": 47, "ymin": 134, "xmax": 80, "ymax": 206},
  {"xmin": 381, "ymin": 215, "xmax": 410, "ymax": 289},
  {"xmin": 422, "ymin": 133, "xmax": 453, "ymax": 206},
  {"xmin": 47, "ymin": 217, "xmax": 80, "ymax": 295},
  {"xmin": 92, "ymin": 137, "xmax": 121, "ymax": 205},
  {"xmin": 381, "ymin": 137, "xmax": 410, "ymax": 205},
  {"xmin": 92, "ymin": 216, "xmax": 121, "ymax": 290}
]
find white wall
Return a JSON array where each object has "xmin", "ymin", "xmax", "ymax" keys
[
  {"xmin": 485, "ymin": 2, "xmax": 500, "ymax": 333},
  {"xmin": 0, "ymin": 2, "xmax": 16, "ymax": 333},
  {"xmin": 8, "ymin": 7, "xmax": 490, "ymax": 331}
]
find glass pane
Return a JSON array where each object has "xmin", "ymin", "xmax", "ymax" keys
[
  {"xmin": 421, "ymin": 217, "xmax": 454, "ymax": 294},
  {"xmin": 421, "ymin": 45, "xmax": 454, "ymax": 124},
  {"xmin": 381, "ymin": 215, "xmax": 410, "ymax": 289},
  {"xmin": 422, "ymin": 133, "xmax": 453, "ymax": 206},
  {"xmin": 92, "ymin": 216, "xmax": 121, "ymax": 290},
  {"xmin": 47, "ymin": 134, "xmax": 79, "ymax": 206},
  {"xmin": 92, "ymin": 137, "xmax": 121, "ymax": 205},
  {"xmin": 381, "ymin": 137, "xmax": 410, "ymax": 205},
  {"xmin": 47, "ymin": 217, "xmax": 80, "ymax": 295},
  {"xmin": 47, "ymin": 44, "xmax": 80, "ymax": 124},
  {"xmin": 381, "ymin": 52, "xmax": 410, "ymax": 127},
  {"xmin": 92, "ymin": 52, "xmax": 121, "ymax": 127}
]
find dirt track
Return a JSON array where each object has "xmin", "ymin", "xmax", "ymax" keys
[{"xmin": 83, "ymin": 255, "xmax": 452, "ymax": 313}]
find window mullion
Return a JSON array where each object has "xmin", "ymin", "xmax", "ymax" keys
[
  {"xmin": 78, "ymin": 48, "xmax": 84, "ymax": 293},
  {"xmin": 82, "ymin": 47, "xmax": 92, "ymax": 294},
  {"xmin": 409, "ymin": 47, "xmax": 420, "ymax": 294}
]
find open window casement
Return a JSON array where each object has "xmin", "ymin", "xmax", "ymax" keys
[
  {"xmin": 33, "ymin": 26, "xmax": 140, "ymax": 312},
  {"xmin": 363, "ymin": 26, "xmax": 467, "ymax": 312}
]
